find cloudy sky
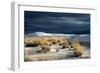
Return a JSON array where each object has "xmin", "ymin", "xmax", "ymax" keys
[{"xmin": 24, "ymin": 11, "xmax": 90, "ymax": 34}]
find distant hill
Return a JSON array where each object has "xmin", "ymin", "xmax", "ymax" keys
[
  {"xmin": 25, "ymin": 32, "xmax": 90, "ymax": 42},
  {"xmin": 25, "ymin": 32, "xmax": 76, "ymax": 37}
]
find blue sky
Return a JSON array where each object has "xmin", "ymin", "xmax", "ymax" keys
[{"xmin": 24, "ymin": 11, "xmax": 90, "ymax": 34}]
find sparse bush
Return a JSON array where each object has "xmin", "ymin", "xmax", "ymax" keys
[
  {"xmin": 25, "ymin": 37, "xmax": 70, "ymax": 52},
  {"xmin": 73, "ymin": 49, "xmax": 82, "ymax": 57},
  {"xmin": 62, "ymin": 44, "xmax": 67, "ymax": 49},
  {"xmin": 70, "ymin": 39, "xmax": 83, "ymax": 57},
  {"xmin": 41, "ymin": 45, "xmax": 50, "ymax": 53},
  {"xmin": 25, "ymin": 39, "xmax": 40, "ymax": 47},
  {"xmin": 52, "ymin": 40, "xmax": 57, "ymax": 45}
]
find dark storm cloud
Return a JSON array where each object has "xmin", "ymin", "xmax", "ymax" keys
[{"xmin": 24, "ymin": 11, "xmax": 90, "ymax": 34}]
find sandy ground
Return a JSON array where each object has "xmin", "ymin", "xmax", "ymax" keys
[{"xmin": 24, "ymin": 45, "xmax": 90, "ymax": 61}]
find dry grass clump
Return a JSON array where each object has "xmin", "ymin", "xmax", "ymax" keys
[
  {"xmin": 71, "ymin": 39, "xmax": 83, "ymax": 57},
  {"xmin": 25, "ymin": 38, "xmax": 40, "ymax": 47},
  {"xmin": 41, "ymin": 45, "xmax": 50, "ymax": 53},
  {"xmin": 25, "ymin": 41, "xmax": 39, "ymax": 47}
]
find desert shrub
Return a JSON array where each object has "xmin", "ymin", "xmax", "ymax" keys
[
  {"xmin": 52, "ymin": 41, "xmax": 57, "ymax": 45},
  {"xmin": 58, "ymin": 39, "xmax": 69, "ymax": 49},
  {"xmin": 39, "ymin": 39, "xmax": 48, "ymax": 46},
  {"xmin": 73, "ymin": 49, "xmax": 82, "ymax": 57},
  {"xmin": 41, "ymin": 45, "xmax": 50, "ymax": 53},
  {"xmin": 62, "ymin": 44, "xmax": 67, "ymax": 49},
  {"xmin": 57, "ymin": 40, "xmax": 61, "ymax": 43},
  {"xmin": 25, "ymin": 39, "xmax": 40, "ymax": 47},
  {"xmin": 70, "ymin": 39, "xmax": 83, "ymax": 57},
  {"xmin": 25, "ymin": 43, "xmax": 35, "ymax": 47}
]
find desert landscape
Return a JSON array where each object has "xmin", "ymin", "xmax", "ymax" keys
[
  {"xmin": 24, "ymin": 11, "xmax": 90, "ymax": 62},
  {"xmin": 24, "ymin": 32, "xmax": 90, "ymax": 62}
]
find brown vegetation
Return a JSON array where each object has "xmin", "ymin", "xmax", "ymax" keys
[
  {"xmin": 25, "ymin": 36, "xmax": 69, "ymax": 49},
  {"xmin": 71, "ymin": 39, "xmax": 83, "ymax": 57},
  {"xmin": 24, "ymin": 37, "xmax": 83, "ymax": 57}
]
